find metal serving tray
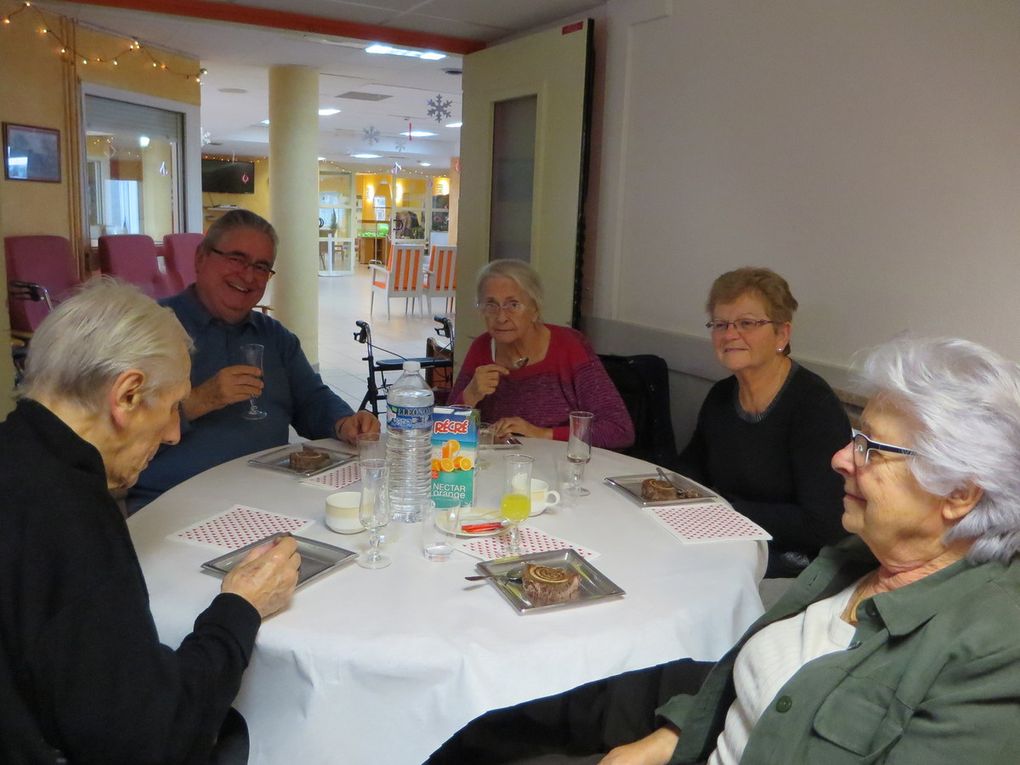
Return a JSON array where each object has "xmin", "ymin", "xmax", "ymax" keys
[
  {"xmin": 603, "ymin": 471, "xmax": 716, "ymax": 507},
  {"xmin": 474, "ymin": 549, "xmax": 625, "ymax": 615},
  {"xmin": 202, "ymin": 533, "xmax": 357, "ymax": 588},
  {"xmin": 247, "ymin": 443, "xmax": 356, "ymax": 477}
]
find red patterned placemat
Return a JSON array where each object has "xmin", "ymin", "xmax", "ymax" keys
[
  {"xmin": 301, "ymin": 462, "xmax": 361, "ymax": 491},
  {"xmin": 649, "ymin": 502, "xmax": 771, "ymax": 544},
  {"xmin": 457, "ymin": 526, "xmax": 599, "ymax": 561},
  {"xmin": 170, "ymin": 505, "xmax": 312, "ymax": 550}
]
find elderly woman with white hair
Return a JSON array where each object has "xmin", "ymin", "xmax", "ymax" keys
[
  {"xmin": 430, "ymin": 335, "xmax": 1020, "ymax": 765},
  {"xmin": 449, "ymin": 259, "xmax": 634, "ymax": 450},
  {"xmin": 0, "ymin": 279, "xmax": 299, "ymax": 764}
]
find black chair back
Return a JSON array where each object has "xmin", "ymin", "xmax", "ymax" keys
[{"xmin": 598, "ymin": 353, "xmax": 678, "ymax": 465}]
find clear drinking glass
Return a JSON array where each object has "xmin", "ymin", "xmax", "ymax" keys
[
  {"xmin": 422, "ymin": 499, "xmax": 465, "ymax": 561},
  {"xmin": 357, "ymin": 458, "xmax": 391, "ymax": 569},
  {"xmin": 357, "ymin": 432, "xmax": 386, "ymax": 462},
  {"xmin": 565, "ymin": 411, "xmax": 594, "ymax": 497},
  {"xmin": 476, "ymin": 422, "xmax": 495, "ymax": 469},
  {"xmin": 501, "ymin": 454, "xmax": 533, "ymax": 557},
  {"xmin": 239, "ymin": 342, "xmax": 267, "ymax": 420}
]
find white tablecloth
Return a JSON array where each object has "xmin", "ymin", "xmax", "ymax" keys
[{"xmin": 128, "ymin": 438, "xmax": 766, "ymax": 764}]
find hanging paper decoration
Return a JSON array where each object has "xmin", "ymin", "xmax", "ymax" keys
[
  {"xmin": 426, "ymin": 94, "xmax": 453, "ymax": 123},
  {"xmin": 362, "ymin": 126, "xmax": 381, "ymax": 145},
  {"xmin": 391, "ymin": 161, "xmax": 403, "ymax": 174},
  {"xmin": 200, "ymin": 128, "xmax": 212, "ymax": 147}
]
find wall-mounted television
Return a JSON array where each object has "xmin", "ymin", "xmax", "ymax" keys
[{"xmin": 202, "ymin": 158, "xmax": 255, "ymax": 194}]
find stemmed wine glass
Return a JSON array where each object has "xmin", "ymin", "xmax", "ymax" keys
[
  {"xmin": 357, "ymin": 458, "xmax": 391, "ymax": 569},
  {"xmin": 501, "ymin": 454, "xmax": 533, "ymax": 557},
  {"xmin": 239, "ymin": 342, "xmax": 267, "ymax": 420},
  {"xmin": 565, "ymin": 411, "xmax": 593, "ymax": 497}
]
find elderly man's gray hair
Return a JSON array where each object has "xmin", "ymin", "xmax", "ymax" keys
[
  {"xmin": 857, "ymin": 336, "xmax": 1020, "ymax": 563},
  {"xmin": 202, "ymin": 209, "xmax": 278, "ymax": 260},
  {"xmin": 21, "ymin": 277, "xmax": 193, "ymax": 409}
]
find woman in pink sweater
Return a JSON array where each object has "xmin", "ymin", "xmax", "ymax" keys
[{"xmin": 449, "ymin": 260, "xmax": 634, "ymax": 450}]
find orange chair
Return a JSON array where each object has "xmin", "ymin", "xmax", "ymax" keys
[
  {"xmin": 423, "ymin": 244, "xmax": 457, "ymax": 315},
  {"xmin": 98, "ymin": 234, "xmax": 177, "ymax": 299},
  {"xmin": 5, "ymin": 235, "xmax": 80, "ymax": 338},
  {"xmin": 162, "ymin": 232, "xmax": 203, "ymax": 292},
  {"xmin": 369, "ymin": 243, "xmax": 426, "ymax": 319}
]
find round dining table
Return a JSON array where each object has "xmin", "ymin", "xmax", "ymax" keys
[{"xmin": 128, "ymin": 437, "xmax": 767, "ymax": 764}]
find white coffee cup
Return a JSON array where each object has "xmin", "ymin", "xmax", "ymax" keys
[
  {"xmin": 530, "ymin": 479, "xmax": 561, "ymax": 516},
  {"xmin": 325, "ymin": 491, "xmax": 363, "ymax": 534}
]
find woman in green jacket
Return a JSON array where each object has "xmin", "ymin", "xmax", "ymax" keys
[{"xmin": 430, "ymin": 335, "xmax": 1020, "ymax": 765}]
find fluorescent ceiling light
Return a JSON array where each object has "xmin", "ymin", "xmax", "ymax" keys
[
  {"xmin": 352, "ymin": 153, "xmax": 381, "ymax": 159},
  {"xmin": 445, "ymin": 122, "xmax": 462, "ymax": 128},
  {"xmin": 418, "ymin": 162, "xmax": 431, "ymax": 167},
  {"xmin": 260, "ymin": 119, "xmax": 270, "ymax": 125},
  {"xmin": 400, "ymin": 130, "xmax": 436, "ymax": 138},
  {"xmin": 318, "ymin": 108, "xmax": 341, "ymax": 116},
  {"xmin": 317, "ymin": 156, "xmax": 326, "ymax": 161},
  {"xmin": 365, "ymin": 43, "xmax": 445, "ymax": 61}
]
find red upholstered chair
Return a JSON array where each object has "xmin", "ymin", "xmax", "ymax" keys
[
  {"xmin": 162, "ymin": 232, "xmax": 203, "ymax": 292},
  {"xmin": 98, "ymin": 234, "xmax": 176, "ymax": 299},
  {"xmin": 423, "ymin": 244, "xmax": 457, "ymax": 315},
  {"xmin": 4, "ymin": 235, "xmax": 80, "ymax": 338},
  {"xmin": 369, "ymin": 242, "xmax": 425, "ymax": 319}
]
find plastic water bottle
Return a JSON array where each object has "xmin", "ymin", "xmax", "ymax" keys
[{"xmin": 386, "ymin": 361, "xmax": 434, "ymax": 522}]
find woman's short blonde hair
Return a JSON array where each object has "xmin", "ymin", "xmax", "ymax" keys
[
  {"xmin": 20, "ymin": 277, "xmax": 193, "ymax": 411},
  {"xmin": 475, "ymin": 259, "xmax": 545, "ymax": 315},
  {"xmin": 707, "ymin": 267, "xmax": 799, "ymax": 324}
]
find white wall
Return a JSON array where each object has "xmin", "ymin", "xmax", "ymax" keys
[{"xmin": 585, "ymin": 0, "xmax": 1020, "ymax": 434}]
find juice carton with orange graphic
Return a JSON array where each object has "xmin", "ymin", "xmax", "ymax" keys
[{"xmin": 431, "ymin": 406, "xmax": 478, "ymax": 507}]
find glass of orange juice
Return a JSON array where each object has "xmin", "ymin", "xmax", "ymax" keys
[{"xmin": 501, "ymin": 454, "xmax": 534, "ymax": 557}]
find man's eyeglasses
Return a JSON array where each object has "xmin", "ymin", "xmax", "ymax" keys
[
  {"xmin": 706, "ymin": 318, "xmax": 775, "ymax": 334},
  {"xmin": 851, "ymin": 427, "xmax": 915, "ymax": 468},
  {"xmin": 478, "ymin": 300, "xmax": 527, "ymax": 317},
  {"xmin": 209, "ymin": 247, "xmax": 276, "ymax": 278}
]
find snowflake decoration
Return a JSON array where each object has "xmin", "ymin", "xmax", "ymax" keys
[
  {"xmin": 200, "ymin": 128, "xmax": 212, "ymax": 147},
  {"xmin": 394, "ymin": 140, "xmax": 406, "ymax": 153},
  {"xmin": 391, "ymin": 161, "xmax": 403, "ymax": 174},
  {"xmin": 426, "ymin": 94, "xmax": 453, "ymax": 123},
  {"xmin": 362, "ymin": 126, "xmax": 381, "ymax": 145}
]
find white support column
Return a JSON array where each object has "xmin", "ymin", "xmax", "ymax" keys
[{"xmin": 268, "ymin": 65, "xmax": 320, "ymax": 364}]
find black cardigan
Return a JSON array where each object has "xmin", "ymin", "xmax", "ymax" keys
[
  {"xmin": 0, "ymin": 399, "xmax": 260, "ymax": 764},
  {"xmin": 675, "ymin": 364, "xmax": 851, "ymax": 562}
]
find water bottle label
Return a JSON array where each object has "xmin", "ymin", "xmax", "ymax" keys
[{"xmin": 388, "ymin": 403, "xmax": 432, "ymax": 430}]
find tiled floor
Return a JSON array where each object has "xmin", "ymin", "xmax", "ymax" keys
[{"xmin": 316, "ymin": 264, "xmax": 454, "ymax": 415}]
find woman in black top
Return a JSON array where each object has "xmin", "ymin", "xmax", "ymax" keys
[{"xmin": 675, "ymin": 267, "xmax": 850, "ymax": 576}]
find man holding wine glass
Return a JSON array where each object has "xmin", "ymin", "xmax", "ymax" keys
[{"xmin": 129, "ymin": 210, "xmax": 378, "ymax": 512}]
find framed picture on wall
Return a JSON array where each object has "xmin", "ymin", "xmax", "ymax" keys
[{"xmin": 3, "ymin": 123, "xmax": 61, "ymax": 183}]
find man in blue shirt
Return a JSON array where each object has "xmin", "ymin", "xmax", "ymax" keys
[{"xmin": 130, "ymin": 210, "xmax": 378, "ymax": 511}]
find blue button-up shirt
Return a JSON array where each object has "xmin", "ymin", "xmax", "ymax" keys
[{"xmin": 129, "ymin": 288, "xmax": 354, "ymax": 509}]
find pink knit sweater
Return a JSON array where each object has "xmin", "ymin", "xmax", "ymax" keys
[{"xmin": 449, "ymin": 325, "xmax": 635, "ymax": 450}]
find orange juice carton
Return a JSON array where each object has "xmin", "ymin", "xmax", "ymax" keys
[{"xmin": 431, "ymin": 406, "xmax": 478, "ymax": 507}]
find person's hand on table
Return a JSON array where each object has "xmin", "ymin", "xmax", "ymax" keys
[
  {"xmin": 492, "ymin": 416, "xmax": 552, "ymax": 440},
  {"xmin": 599, "ymin": 727, "xmax": 679, "ymax": 765},
  {"xmin": 463, "ymin": 364, "xmax": 509, "ymax": 407},
  {"xmin": 222, "ymin": 535, "xmax": 300, "ymax": 619},
  {"xmin": 335, "ymin": 410, "xmax": 380, "ymax": 443},
  {"xmin": 184, "ymin": 365, "xmax": 263, "ymax": 420}
]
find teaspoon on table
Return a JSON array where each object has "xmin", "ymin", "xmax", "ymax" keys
[{"xmin": 465, "ymin": 572, "xmax": 523, "ymax": 583}]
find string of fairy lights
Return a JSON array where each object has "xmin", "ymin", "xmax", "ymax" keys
[
  {"xmin": 5, "ymin": 1, "xmax": 453, "ymax": 178},
  {"xmin": 1, "ymin": 1, "xmax": 205, "ymax": 82}
]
